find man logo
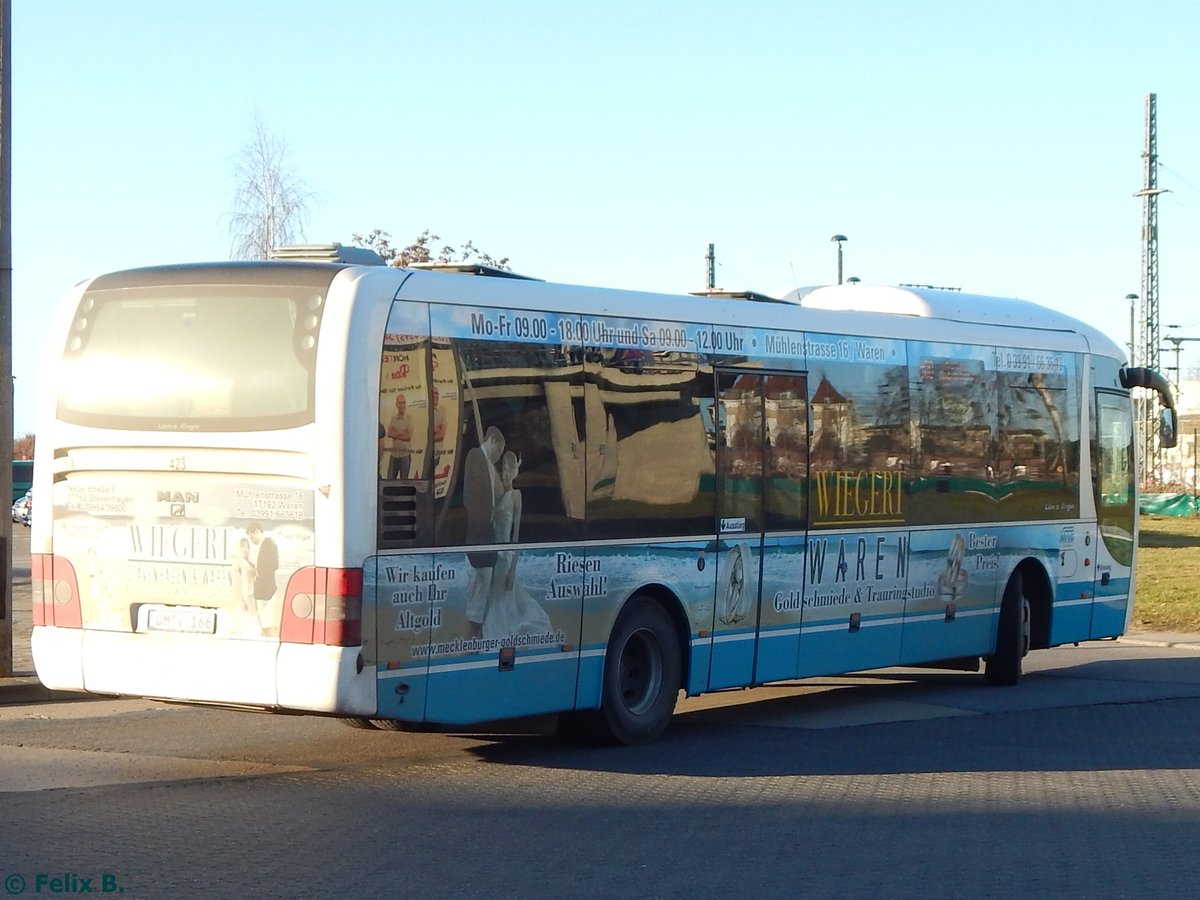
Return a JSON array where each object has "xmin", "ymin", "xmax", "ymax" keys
[{"xmin": 159, "ymin": 491, "xmax": 197, "ymax": 518}]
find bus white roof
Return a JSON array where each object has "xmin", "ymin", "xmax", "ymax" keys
[
  {"xmin": 793, "ymin": 283, "xmax": 1080, "ymax": 329},
  {"xmin": 386, "ymin": 267, "xmax": 1122, "ymax": 361},
  {"xmin": 787, "ymin": 283, "xmax": 1123, "ymax": 359}
]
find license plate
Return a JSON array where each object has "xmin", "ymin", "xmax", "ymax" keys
[{"xmin": 145, "ymin": 606, "xmax": 217, "ymax": 635}]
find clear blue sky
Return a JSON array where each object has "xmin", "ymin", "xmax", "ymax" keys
[{"xmin": 12, "ymin": 0, "xmax": 1200, "ymax": 435}]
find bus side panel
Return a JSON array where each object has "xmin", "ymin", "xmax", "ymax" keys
[
  {"xmin": 899, "ymin": 527, "xmax": 999, "ymax": 664},
  {"xmin": 796, "ymin": 531, "xmax": 906, "ymax": 677},
  {"xmin": 369, "ymin": 554, "xmax": 431, "ymax": 723},
  {"xmin": 1089, "ymin": 575, "xmax": 1131, "ymax": 639},
  {"xmin": 425, "ymin": 651, "xmax": 579, "ymax": 725},
  {"xmin": 1089, "ymin": 529, "xmax": 1132, "ymax": 641},
  {"xmin": 796, "ymin": 615, "xmax": 901, "ymax": 679},
  {"xmin": 707, "ymin": 538, "xmax": 759, "ymax": 690},
  {"xmin": 573, "ymin": 542, "xmax": 713, "ymax": 711},
  {"xmin": 1054, "ymin": 593, "xmax": 1101, "ymax": 643},
  {"xmin": 754, "ymin": 536, "xmax": 806, "ymax": 683},
  {"xmin": 421, "ymin": 548, "xmax": 580, "ymax": 725},
  {"xmin": 1050, "ymin": 523, "xmax": 1098, "ymax": 645}
]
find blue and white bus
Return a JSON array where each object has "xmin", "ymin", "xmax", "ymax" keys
[{"xmin": 30, "ymin": 246, "xmax": 1177, "ymax": 743}]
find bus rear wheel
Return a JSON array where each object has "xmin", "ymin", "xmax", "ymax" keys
[
  {"xmin": 568, "ymin": 597, "xmax": 682, "ymax": 745},
  {"xmin": 986, "ymin": 571, "xmax": 1031, "ymax": 686}
]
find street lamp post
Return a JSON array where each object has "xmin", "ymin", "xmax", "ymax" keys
[
  {"xmin": 830, "ymin": 234, "xmax": 848, "ymax": 285},
  {"xmin": 1126, "ymin": 293, "xmax": 1139, "ymax": 363}
]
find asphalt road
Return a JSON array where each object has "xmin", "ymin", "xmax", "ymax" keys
[
  {"xmin": 4, "ymin": 524, "xmax": 1200, "ymax": 898},
  {"xmin": 2, "ymin": 638, "xmax": 1200, "ymax": 899}
]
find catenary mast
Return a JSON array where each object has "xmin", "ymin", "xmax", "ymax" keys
[{"xmin": 1135, "ymin": 93, "xmax": 1165, "ymax": 485}]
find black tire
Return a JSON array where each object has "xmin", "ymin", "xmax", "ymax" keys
[
  {"xmin": 338, "ymin": 717, "xmax": 380, "ymax": 730},
  {"xmin": 986, "ymin": 571, "xmax": 1031, "ymax": 686},
  {"xmin": 370, "ymin": 719, "xmax": 411, "ymax": 731},
  {"xmin": 588, "ymin": 597, "xmax": 682, "ymax": 745}
]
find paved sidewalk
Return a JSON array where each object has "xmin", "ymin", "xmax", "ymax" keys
[
  {"xmin": 0, "ymin": 674, "xmax": 88, "ymax": 705},
  {"xmin": 1117, "ymin": 630, "xmax": 1200, "ymax": 651}
]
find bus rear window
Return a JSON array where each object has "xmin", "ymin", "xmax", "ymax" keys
[{"xmin": 58, "ymin": 284, "xmax": 326, "ymax": 431}]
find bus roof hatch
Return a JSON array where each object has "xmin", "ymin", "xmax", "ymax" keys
[
  {"xmin": 269, "ymin": 243, "xmax": 386, "ymax": 266},
  {"xmin": 408, "ymin": 262, "xmax": 543, "ymax": 281}
]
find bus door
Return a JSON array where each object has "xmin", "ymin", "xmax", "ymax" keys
[
  {"xmin": 1091, "ymin": 390, "xmax": 1136, "ymax": 638},
  {"xmin": 709, "ymin": 371, "xmax": 808, "ymax": 688}
]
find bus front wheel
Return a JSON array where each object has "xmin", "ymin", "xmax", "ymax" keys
[
  {"xmin": 986, "ymin": 571, "xmax": 1030, "ymax": 686},
  {"xmin": 338, "ymin": 717, "xmax": 379, "ymax": 730},
  {"xmin": 572, "ymin": 597, "xmax": 682, "ymax": 745}
]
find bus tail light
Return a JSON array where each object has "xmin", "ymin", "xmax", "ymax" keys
[
  {"xmin": 30, "ymin": 553, "xmax": 82, "ymax": 628},
  {"xmin": 281, "ymin": 567, "xmax": 363, "ymax": 647}
]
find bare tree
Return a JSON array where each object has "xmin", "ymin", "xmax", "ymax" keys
[
  {"xmin": 352, "ymin": 228, "xmax": 509, "ymax": 270},
  {"xmin": 228, "ymin": 117, "xmax": 314, "ymax": 259}
]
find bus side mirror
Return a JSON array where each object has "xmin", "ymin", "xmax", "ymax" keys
[{"xmin": 1160, "ymin": 408, "xmax": 1178, "ymax": 449}]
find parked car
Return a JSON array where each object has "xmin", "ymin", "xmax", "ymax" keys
[{"xmin": 12, "ymin": 489, "xmax": 31, "ymax": 526}]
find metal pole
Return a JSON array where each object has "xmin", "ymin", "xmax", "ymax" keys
[
  {"xmin": 831, "ymin": 235, "xmax": 848, "ymax": 285},
  {"xmin": 1127, "ymin": 294, "xmax": 1138, "ymax": 363},
  {"xmin": 0, "ymin": 0, "xmax": 13, "ymax": 675},
  {"xmin": 1136, "ymin": 93, "xmax": 1166, "ymax": 486}
]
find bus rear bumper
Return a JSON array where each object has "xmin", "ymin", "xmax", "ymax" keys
[
  {"xmin": 30, "ymin": 626, "xmax": 375, "ymax": 716},
  {"xmin": 31, "ymin": 626, "xmax": 85, "ymax": 691},
  {"xmin": 277, "ymin": 642, "xmax": 375, "ymax": 715}
]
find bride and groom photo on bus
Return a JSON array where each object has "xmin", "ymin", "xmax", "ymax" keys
[
  {"xmin": 230, "ymin": 523, "xmax": 282, "ymax": 637},
  {"xmin": 463, "ymin": 425, "xmax": 553, "ymax": 642}
]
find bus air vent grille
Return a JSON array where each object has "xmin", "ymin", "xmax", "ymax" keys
[{"xmin": 378, "ymin": 483, "xmax": 426, "ymax": 548}]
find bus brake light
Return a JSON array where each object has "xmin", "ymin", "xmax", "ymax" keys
[
  {"xmin": 281, "ymin": 567, "xmax": 363, "ymax": 647},
  {"xmin": 30, "ymin": 553, "xmax": 82, "ymax": 628}
]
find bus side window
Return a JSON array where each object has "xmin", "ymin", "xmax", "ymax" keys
[
  {"xmin": 764, "ymin": 374, "xmax": 808, "ymax": 531},
  {"xmin": 909, "ymin": 348, "xmax": 996, "ymax": 526},
  {"xmin": 434, "ymin": 332, "xmax": 584, "ymax": 547},
  {"xmin": 378, "ymin": 301, "xmax": 433, "ymax": 548},
  {"xmin": 585, "ymin": 350, "xmax": 713, "ymax": 540},
  {"xmin": 1094, "ymin": 391, "xmax": 1135, "ymax": 566},
  {"xmin": 808, "ymin": 355, "xmax": 909, "ymax": 530},
  {"xmin": 995, "ymin": 361, "xmax": 1080, "ymax": 522}
]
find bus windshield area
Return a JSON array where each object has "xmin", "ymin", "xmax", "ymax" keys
[{"xmin": 58, "ymin": 284, "xmax": 327, "ymax": 432}]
